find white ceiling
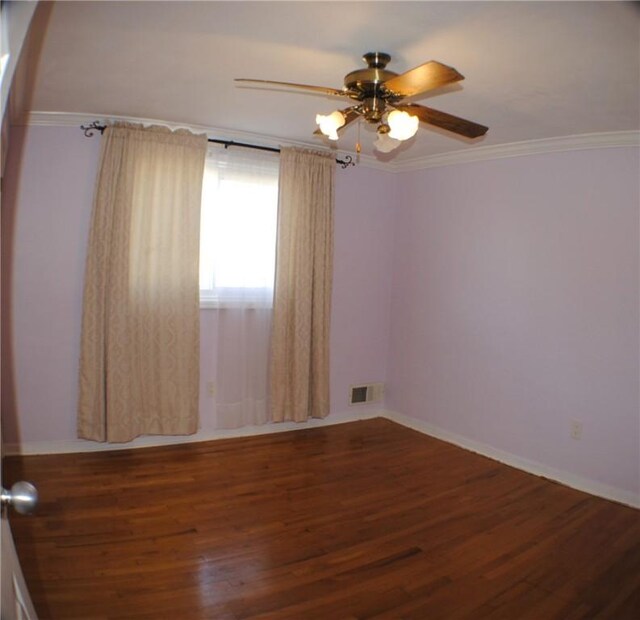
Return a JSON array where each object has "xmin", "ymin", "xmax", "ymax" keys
[{"xmin": 18, "ymin": 1, "xmax": 640, "ymax": 165}]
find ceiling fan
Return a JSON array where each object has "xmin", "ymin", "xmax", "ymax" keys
[{"xmin": 236, "ymin": 52, "xmax": 488, "ymax": 153}]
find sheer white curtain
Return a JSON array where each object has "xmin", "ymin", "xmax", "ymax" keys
[{"xmin": 199, "ymin": 147, "xmax": 279, "ymax": 429}]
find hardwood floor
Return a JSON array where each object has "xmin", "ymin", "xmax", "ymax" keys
[{"xmin": 4, "ymin": 418, "xmax": 640, "ymax": 619}]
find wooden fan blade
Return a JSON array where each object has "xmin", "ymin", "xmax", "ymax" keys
[
  {"xmin": 383, "ymin": 61, "xmax": 464, "ymax": 98},
  {"xmin": 235, "ymin": 79, "xmax": 348, "ymax": 98},
  {"xmin": 313, "ymin": 108, "xmax": 361, "ymax": 136},
  {"xmin": 394, "ymin": 103, "xmax": 488, "ymax": 138}
]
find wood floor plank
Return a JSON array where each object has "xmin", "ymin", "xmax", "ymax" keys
[{"xmin": 4, "ymin": 418, "xmax": 639, "ymax": 619}]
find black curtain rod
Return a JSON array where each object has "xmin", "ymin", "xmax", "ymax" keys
[{"xmin": 80, "ymin": 122, "xmax": 355, "ymax": 169}]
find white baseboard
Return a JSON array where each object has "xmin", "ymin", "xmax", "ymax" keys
[
  {"xmin": 3, "ymin": 409, "xmax": 382, "ymax": 456},
  {"xmin": 7, "ymin": 408, "xmax": 638, "ymax": 509},
  {"xmin": 382, "ymin": 410, "xmax": 640, "ymax": 510}
]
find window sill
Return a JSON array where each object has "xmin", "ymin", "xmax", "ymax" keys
[{"xmin": 200, "ymin": 299, "xmax": 273, "ymax": 310}]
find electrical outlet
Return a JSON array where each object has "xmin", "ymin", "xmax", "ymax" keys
[
  {"xmin": 570, "ymin": 419, "xmax": 583, "ymax": 440},
  {"xmin": 206, "ymin": 381, "xmax": 216, "ymax": 397}
]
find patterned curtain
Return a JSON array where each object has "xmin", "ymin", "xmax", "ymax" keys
[
  {"xmin": 78, "ymin": 123, "xmax": 208, "ymax": 442},
  {"xmin": 270, "ymin": 147, "xmax": 335, "ymax": 422}
]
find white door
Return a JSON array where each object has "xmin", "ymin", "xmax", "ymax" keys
[{"xmin": 1, "ymin": 2, "xmax": 40, "ymax": 618}]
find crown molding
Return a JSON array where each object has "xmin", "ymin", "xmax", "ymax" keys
[
  {"xmin": 17, "ymin": 112, "xmax": 639, "ymax": 173},
  {"xmin": 389, "ymin": 130, "xmax": 640, "ymax": 172}
]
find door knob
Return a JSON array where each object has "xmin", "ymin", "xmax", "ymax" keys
[{"xmin": 1, "ymin": 481, "xmax": 38, "ymax": 515}]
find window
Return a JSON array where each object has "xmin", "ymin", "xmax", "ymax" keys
[{"xmin": 199, "ymin": 148, "xmax": 279, "ymax": 307}]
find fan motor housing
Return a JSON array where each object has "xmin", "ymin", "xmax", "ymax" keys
[
  {"xmin": 344, "ymin": 52, "xmax": 397, "ymax": 97},
  {"xmin": 344, "ymin": 68, "xmax": 397, "ymax": 92}
]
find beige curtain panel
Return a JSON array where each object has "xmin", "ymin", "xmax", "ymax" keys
[
  {"xmin": 270, "ymin": 147, "xmax": 335, "ymax": 422},
  {"xmin": 78, "ymin": 123, "xmax": 208, "ymax": 442}
]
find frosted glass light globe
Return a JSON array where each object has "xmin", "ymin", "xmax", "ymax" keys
[
  {"xmin": 374, "ymin": 132, "xmax": 401, "ymax": 153},
  {"xmin": 387, "ymin": 110, "xmax": 419, "ymax": 141},
  {"xmin": 316, "ymin": 111, "xmax": 346, "ymax": 141}
]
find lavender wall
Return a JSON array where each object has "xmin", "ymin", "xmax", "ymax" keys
[
  {"xmin": 2, "ymin": 126, "xmax": 101, "ymax": 444},
  {"xmin": 387, "ymin": 149, "xmax": 639, "ymax": 495},
  {"xmin": 331, "ymin": 166, "xmax": 396, "ymax": 414},
  {"xmin": 1, "ymin": 125, "xmax": 395, "ymax": 444},
  {"xmin": 3, "ymin": 124, "xmax": 638, "ymax": 499}
]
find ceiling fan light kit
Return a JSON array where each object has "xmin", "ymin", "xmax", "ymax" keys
[
  {"xmin": 236, "ymin": 52, "xmax": 488, "ymax": 156},
  {"xmin": 373, "ymin": 131, "xmax": 402, "ymax": 154},
  {"xmin": 387, "ymin": 110, "xmax": 419, "ymax": 141},
  {"xmin": 315, "ymin": 110, "xmax": 346, "ymax": 141}
]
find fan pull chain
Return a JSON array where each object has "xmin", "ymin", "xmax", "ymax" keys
[{"xmin": 355, "ymin": 119, "xmax": 362, "ymax": 161}]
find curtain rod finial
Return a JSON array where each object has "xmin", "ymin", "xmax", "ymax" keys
[
  {"xmin": 337, "ymin": 155, "xmax": 355, "ymax": 169},
  {"xmin": 81, "ymin": 121, "xmax": 107, "ymax": 137}
]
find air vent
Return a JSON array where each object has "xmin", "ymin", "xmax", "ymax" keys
[{"xmin": 349, "ymin": 382, "xmax": 384, "ymax": 405}]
